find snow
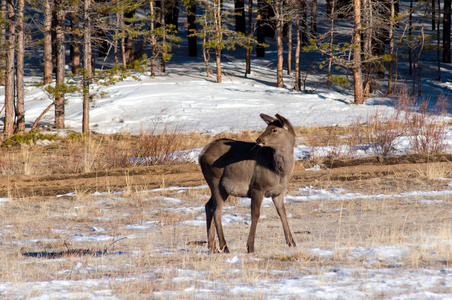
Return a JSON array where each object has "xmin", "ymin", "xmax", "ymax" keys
[
  {"xmin": 16, "ymin": 69, "xmax": 399, "ymax": 135},
  {"xmin": 2, "ymin": 60, "xmax": 452, "ymax": 300},
  {"xmin": 1, "ymin": 73, "xmax": 452, "ymax": 300},
  {"xmin": 2, "ymin": 185, "xmax": 452, "ymax": 298}
]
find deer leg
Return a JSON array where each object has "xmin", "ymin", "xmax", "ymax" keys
[
  {"xmin": 247, "ymin": 191, "xmax": 264, "ymax": 253},
  {"xmin": 207, "ymin": 183, "xmax": 229, "ymax": 253},
  {"xmin": 205, "ymin": 197, "xmax": 217, "ymax": 252},
  {"xmin": 272, "ymin": 195, "xmax": 296, "ymax": 247},
  {"xmin": 213, "ymin": 194, "xmax": 229, "ymax": 253}
]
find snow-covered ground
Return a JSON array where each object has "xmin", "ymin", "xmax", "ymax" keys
[
  {"xmin": 1, "ymin": 185, "xmax": 452, "ymax": 299},
  {"xmin": 1, "ymin": 56, "xmax": 452, "ymax": 300},
  {"xmin": 16, "ymin": 58, "xmax": 452, "ymax": 136}
]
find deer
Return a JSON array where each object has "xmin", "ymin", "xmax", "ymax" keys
[{"xmin": 199, "ymin": 114, "xmax": 296, "ymax": 253}]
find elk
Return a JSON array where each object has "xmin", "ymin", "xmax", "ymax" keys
[{"xmin": 199, "ymin": 114, "xmax": 296, "ymax": 253}]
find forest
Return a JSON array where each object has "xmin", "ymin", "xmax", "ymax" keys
[{"xmin": 0, "ymin": 0, "xmax": 451, "ymax": 137}]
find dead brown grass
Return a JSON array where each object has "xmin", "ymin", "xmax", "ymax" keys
[
  {"xmin": 0, "ymin": 122, "xmax": 451, "ymax": 298},
  {"xmin": 1, "ymin": 178, "xmax": 451, "ymax": 298}
]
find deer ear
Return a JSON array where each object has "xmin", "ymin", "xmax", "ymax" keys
[
  {"xmin": 260, "ymin": 113, "xmax": 277, "ymax": 125},
  {"xmin": 275, "ymin": 114, "xmax": 294, "ymax": 132}
]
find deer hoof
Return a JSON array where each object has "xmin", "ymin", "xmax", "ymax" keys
[{"xmin": 220, "ymin": 245, "xmax": 230, "ymax": 253}]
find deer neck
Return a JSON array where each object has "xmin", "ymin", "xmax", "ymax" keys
[{"xmin": 271, "ymin": 146, "xmax": 294, "ymax": 176}]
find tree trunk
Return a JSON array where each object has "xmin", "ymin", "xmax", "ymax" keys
[
  {"xmin": 124, "ymin": 10, "xmax": 136, "ymax": 65},
  {"xmin": 327, "ymin": 0, "xmax": 335, "ymax": 89},
  {"xmin": 287, "ymin": 19, "xmax": 292, "ymax": 75},
  {"xmin": 245, "ymin": 0, "xmax": 252, "ymax": 75},
  {"xmin": 444, "ymin": 0, "xmax": 451, "ymax": 63},
  {"xmin": 352, "ymin": 0, "xmax": 364, "ymax": 104},
  {"xmin": 160, "ymin": 0, "xmax": 166, "ymax": 73},
  {"xmin": 215, "ymin": 0, "xmax": 222, "ymax": 83},
  {"xmin": 0, "ymin": 0, "xmax": 6, "ymax": 85},
  {"xmin": 15, "ymin": 0, "xmax": 25, "ymax": 133},
  {"xmin": 294, "ymin": 0, "xmax": 301, "ymax": 91},
  {"xmin": 43, "ymin": 0, "xmax": 53, "ymax": 84},
  {"xmin": 70, "ymin": 14, "xmax": 81, "ymax": 76},
  {"xmin": 216, "ymin": 47, "xmax": 222, "ymax": 83},
  {"xmin": 311, "ymin": 0, "xmax": 317, "ymax": 38},
  {"xmin": 4, "ymin": 0, "xmax": 15, "ymax": 137},
  {"xmin": 409, "ymin": 0, "xmax": 413, "ymax": 74},
  {"xmin": 387, "ymin": 0, "xmax": 395, "ymax": 94},
  {"xmin": 150, "ymin": 0, "xmax": 157, "ymax": 75},
  {"xmin": 275, "ymin": 0, "xmax": 284, "ymax": 88},
  {"xmin": 82, "ymin": 0, "xmax": 92, "ymax": 134},
  {"xmin": 235, "ymin": 0, "xmax": 246, "ymax": 33},
  {"xmin": 187, "ymin": 0, "xmax": 197, "ymax": 57},
  {"xmin": 301, "ymin": 0, "xmax": 307, "ymax": 46},
  {"xmin": 55, "ymin": 2, "xmax": 66, "ymax": 129},
  {"xmin": 437, "ymin": 0, "xmax": 441, "ymax": 80},
  {"xmin": 362, "ymin": 0, "xmax": 372, "ymax": 97},
  {"xmin": 417, "ymin": 21, "xmax": 425, "ymax": 96}
]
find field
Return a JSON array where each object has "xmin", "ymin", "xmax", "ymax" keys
[
  {"xmin": 1, "ymin": 0, "xmax": 452, "ymax": 296},
  {"xmin": 1, "ymin": 131, "xmax": 452, "ymax": 299}
]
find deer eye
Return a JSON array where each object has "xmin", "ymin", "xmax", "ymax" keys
[{"xmin": 272, "ymin": 129, "xmax": 278, "ymax": 133}]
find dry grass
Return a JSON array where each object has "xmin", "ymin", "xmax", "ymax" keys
[
  {"xmin": 414, "ymin": 162, "xmax": 452, "ymax": 182},
  {"xmin": 0, "ymin": 114, "xmax": 451, "ymax": 297},
  {"xmin": 1, "ymin": 168, "xmax": 451, "ymax": 298},
  {"xmin": 0, "ymin": 127, "xmax": 262, "ymax": 176}
]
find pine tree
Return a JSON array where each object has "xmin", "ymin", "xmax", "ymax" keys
[
  {"xmin": 3, "ymin": 0, "xmax": 15, "ymax": 137},
  {"xmin": 15, "ymin": 0, "xmax": 25, "ymax": 133}
]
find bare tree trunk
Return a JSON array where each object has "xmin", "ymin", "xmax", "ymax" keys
[
  {"xmin": 120, "ymin": 10, "xmax": 127, "ymax": 68},
  {"xmin": 4, "ymin": 0, "xmax": 15, "ymax": 137},
  {"xmin": 215, "ymin": 0, "xmax": 222, "ymax": 83},
  {"xmin": 245, "ymin": 0, "xmax": 252, "ymax": 75},
  {"xmin": 55, "ymin": 1, "xmax": 66, "ymax": 129},
  {"xmin": 0, "ymin": 0, "xmax": 6, "ymax": 85},
  {"xmin": 121, "ymin": 38, "xmax": 127, "ymax": 68},
  {"xmin": 31, "ymin": 99, "xmax": 58, "ymax": 132},
  {"xmin": 417, "ymin": 20, "xmax": 425, "ymax": 96},
  {"xmin": 437, "ymin": 0, "xmax": 441, "ymax": 80},
  {"xmin": 294, "ymin": 0, "xmax": 301, "ymax": 91},
  {"xmin": 275, "ymin": 1, "xmax": 284, "ymax": 88},
  {"xmin": 301, "ymin": 0, "xmax": 307, "ymax": 46},
  {"xmin": 387, "ymin": 0, "xmax": 395, "ymax": 94},
  {"xmin": 124, "ymin": 10, "xmax": 135, "ymax": 65},
  {"xmin": 216, "ymin": 47, "xmax": 222, "ymax": 83},
  {"xmin": 327, "ymin": 0, "xmax": 335, "ymax": 89},
  {"xmin": 444, "ymin": 0, "xmax": 451, "ymax": 63},
  {"xmin": 15, "ymin": 0, "xmax": 25, "ymax": 133},
  {"xmin": 160, "ymin": 0, "xmax": 166, "ymax": 73},
  {"xmin": 43, "ymin": 0, "xmax": 53, "ymax": 84},
  {"xmin": 114, "ymin": 10, "xmax": 119, "ymax": 66},
  {"xmin": 201, "ymin": 10, "xmax": 211, "ymax": 77},
  {"xmin": 362, "ymin": 0, "xmax": 372, "ymax": 97},
  {"xmin": 310, "ymin": 0, "xmax": 317, "ymax": 38},
  {"xmin": 352, "ymin": 0, "xmax": 364, "ymax": 104},
  {"xmin": 409, "ymin": 0, "xmax": 413, "ymax": 74},
  {"xmin": 150, "ymin": 0, "xmax": 157, "ymax": 76},
  {"xmin": 82, "ymin": 0, "xmax": 92, "ymax": 133},
  {"xmin": 287, "ymin": 19, "xmax": 292, "ymax": 75},
  {"xmin": 70, "ymin": 14, "xmax": 81, "ymax": 76}
]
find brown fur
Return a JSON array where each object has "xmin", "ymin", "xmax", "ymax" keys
[{"xmin": 199, "ymin": 114, "xmax": 296, "ymax": 253}]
